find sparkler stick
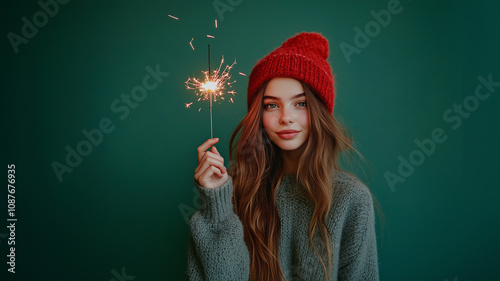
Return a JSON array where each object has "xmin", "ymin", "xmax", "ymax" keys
[{"xmin": 208, "ymin": 44, "xmax": 213, "ymax": 139}]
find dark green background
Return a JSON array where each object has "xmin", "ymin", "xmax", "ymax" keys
[{"xmin": 2, "ymin": 0, "xmax": 499, "ymax": 280}]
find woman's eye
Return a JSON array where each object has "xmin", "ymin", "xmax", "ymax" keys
[
  {"xmin": 264, "ymin": 104, "xmax": 277, "ymax": 109},
  {"xmin": 297, "ymin": 101, "xmax": 307, "ymax": 107}
]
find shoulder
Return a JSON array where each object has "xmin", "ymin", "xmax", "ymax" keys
[{"xmin": 330, "ymin": 170, "xmax": 375, "ymax": 218}]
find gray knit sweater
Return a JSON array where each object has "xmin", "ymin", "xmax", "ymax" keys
[{"xmin": 187, "ymin": 170, "xmax": 379, "ymax": 280}]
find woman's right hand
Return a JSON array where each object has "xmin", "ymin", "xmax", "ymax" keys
[{"xmin": 194, "ymin": 138, "xmax": 228, "ymax": 189}]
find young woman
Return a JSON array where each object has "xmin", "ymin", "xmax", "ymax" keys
[{"xmin": 188, "ymin": 32, "xmax": 379, "ymax": 281}]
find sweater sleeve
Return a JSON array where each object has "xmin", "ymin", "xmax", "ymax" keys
[
  {"xmin": 187, "ymin": 176, "xmax": 250, "ymax": 281},
  {"xmin": 338, "ymin": 184, "xmax": 379, "ymax": 281}
]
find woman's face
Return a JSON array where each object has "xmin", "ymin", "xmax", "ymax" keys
[{"xmin": 262, "ymin": 77, "xmax": 310, "ymax": 152}]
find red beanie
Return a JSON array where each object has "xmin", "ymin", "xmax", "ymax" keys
[{"xmin": 247, "ymin": 32, "xmax": 335, "ymax": 114}]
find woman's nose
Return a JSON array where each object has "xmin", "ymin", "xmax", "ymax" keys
[{"xmin": 279, "ymin": 108, "xmax": 294, "ymax": 124}]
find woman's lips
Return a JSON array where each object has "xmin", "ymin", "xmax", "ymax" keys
[{"xmin": 277, "ymin": 131, "xmax": 300, "ymax": 140}]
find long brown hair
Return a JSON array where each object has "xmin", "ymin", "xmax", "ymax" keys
[{"xmin": 229, "ymin": 80, "xmax": 364, "ymax": 281}]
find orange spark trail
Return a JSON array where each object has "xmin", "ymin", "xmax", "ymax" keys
[{"xmin": 189, "ymin": 38, "xmax": 195, "ymax": 50}]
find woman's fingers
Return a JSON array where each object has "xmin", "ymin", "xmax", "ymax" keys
[
  {"xmin": 201, "ymin": 150, "xmax": 224, "ymax": 165},
  {"xmin": 195, "ymin": 155, "xmax": 226, "ymax": 176},
  {"xmin": 197, "ymin": 138, "xmax": 219, "ymax": 162},
  {"xmin": 194, "ymin": 161, "xmax": 225, "ymax": 186},
  {"xmin": 196, "ymin": 165, "xmax": 228, "ymax": 189},
  {"xmin": 195, "ymin": 152, "xmax": 225, "ymax": 173},
  {"xmin": 210, "ymin": 165, "xmax": 224, "ymax": 178},
  {"xmin": 211, "ymin": 145, "xmax": 221, "ymax": 157},
  {"xmin": 194, "ymin": 138, "xmax": 228, "ymax": 189}
]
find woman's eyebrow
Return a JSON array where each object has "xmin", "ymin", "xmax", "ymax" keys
[{"xmin": 263, "ymin": 93, "xmax": 305, "ymax": 100}]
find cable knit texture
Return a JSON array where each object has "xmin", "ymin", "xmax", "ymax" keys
[{"xmin": 187, "ymin": 170, "xmax": 379, "ymax": 280}]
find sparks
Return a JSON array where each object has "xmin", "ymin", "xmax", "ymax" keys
[
  {"xmin": 168, "ymin": 14, "xmax": 179, "ymax": 20},
  {"xmin": 207, "ymin": 34, "xmax": 215, "ymax": 39},
  {"xmin": 238, "ymin": 72, "xmax": 247, "ymax": 76},
  {"xmin": 189, "ymin": 38, "xmax": 195, "ymax": 50},
  {"xmin": 215, "ymin": 19, "xmax": 218, "ymax": 28},
  {"xmin": 185, "ymin": 102, "xmax": 193, "ymax": 108},
  {"xmin": 185, "ymin": 56, "xmax": 237, "ymax": 104}
]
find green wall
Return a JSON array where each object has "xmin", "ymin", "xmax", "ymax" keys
[{"xmin": 2, "ymin": 0, "xmax": 499, "ymax": 280}]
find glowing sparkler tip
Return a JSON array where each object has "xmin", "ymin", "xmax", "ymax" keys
[
  {"xmin": 185, "ymin": 55, "xmax": 238, "ymax": 108},
  {"xmin": 202, "ymin": 81, "xmax": 217, "ymax": 91},
  {"xmin": 168, "ymin": 14, "xmax": 179, "ymax": 20}
]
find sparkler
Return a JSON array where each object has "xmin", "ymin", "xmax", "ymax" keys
[{"xmin": 185, "ymin": 44, "xmax": 237, "ymax": 139}]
